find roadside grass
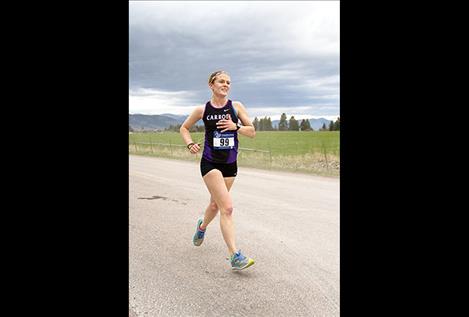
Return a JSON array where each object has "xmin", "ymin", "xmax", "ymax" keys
[{"xmin": 129, "ymin": 131, "xmax": 339, "ymax": 177}]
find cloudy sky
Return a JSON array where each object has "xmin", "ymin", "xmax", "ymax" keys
[{"xmin": 129, "ymin": 1, "xmax": 339, "ymax": 121}]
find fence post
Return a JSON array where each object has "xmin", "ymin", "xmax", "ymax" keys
[
  {"xmin": 268, "ymin": 142, "xmax": 272, "ymax": 169},
  {"xmin": 149, "ymin": 133, "xmax": 153, "ymax": 153},
  {"xmin": 169, "ymin": 138, "xmax": 173, "ymax": 156},
  {"xmin": 322, "ymin": 142, "xmax": 329, "ymax": 173}
]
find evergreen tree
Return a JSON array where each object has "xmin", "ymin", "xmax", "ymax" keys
[
  {"xmin": 278, "ymin": 113, "xmax": 288, "ymax": 131},
  {"xmin": 334, "ymin": 117, "xmax": 340, "ymax": 131},
  {"xmin": 267, "ymin": 117, "xmax": 273, "ymax": 131},
  {"xmin": 300, "ymin": 119, "xmax": 312, "ymax": 131},
  {"xmin": 260, "ymin": 117, "xmax": 267, "ymax": 131},
  {"xmin": 329, "ymin": 121, "xmax": 334, "ymax": 131},
  {"xmin": 253, "ymin": 117, "xmax": 259, "ymax": 131},
  {"xmin": 321, "ymin": 123, "xmax": 327, "ymax": 131},
  {"xmin": 300, "ymin": 119, "xmax": 306, "ymax": 131},
  {"xmin": 289, "ymin": 116, "xmax": 299, "ymax": 131},
  {"xmin": 258, "ymin": 117, "xmax": 264, "ymax": 131}
]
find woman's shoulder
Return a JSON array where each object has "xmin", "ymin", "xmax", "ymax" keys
[
  {"xmin": 232, "ymin": 100, "xmax": 246, "ymax": 112},
  {"xmin": 189, "ymin": 104, "xmax": 206, "ymax": 119},
  {"xmin": 193, "ymin": 104, "xmax": 206, "ymax": 112}
]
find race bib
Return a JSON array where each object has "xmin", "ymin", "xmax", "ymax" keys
[{"xmin": 213, "ymin": 131, "xmax": 235, "ymax": 150}]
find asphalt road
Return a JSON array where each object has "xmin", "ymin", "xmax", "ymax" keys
[{"xmin": 129, "ymin": 155, "xmax": 340, "ymax": 316}]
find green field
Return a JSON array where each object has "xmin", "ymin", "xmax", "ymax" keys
[{"xmin": 129, "ymin": 131, "xmax": 340, "ymax": 176}]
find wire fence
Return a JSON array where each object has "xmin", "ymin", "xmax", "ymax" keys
[{"xmin": 129, "ymin": 140, "xmax": 339, "ymax": 176}]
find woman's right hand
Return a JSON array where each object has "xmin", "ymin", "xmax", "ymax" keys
[{"xmin": 189, "ymin": 143, "xmax": 201, "ymax": 154}]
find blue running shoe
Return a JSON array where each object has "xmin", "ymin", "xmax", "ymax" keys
[
  {"xmin": 229, "ymin": 250, "xmax": 255, "ymax": 270},
  {"xmin": 192, "ymin": 219, "xmax": 205, "ymax": 246}
]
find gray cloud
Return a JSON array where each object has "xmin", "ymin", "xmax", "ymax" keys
[{"xmin": 129, "ymin": 1, "xmax": 339, "ymax": 117}]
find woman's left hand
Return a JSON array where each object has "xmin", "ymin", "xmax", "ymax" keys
[{"xmin": 216, "ymin": 119, "xmax": 236, "ymax": 132}]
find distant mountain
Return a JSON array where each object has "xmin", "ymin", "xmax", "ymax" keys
[
  {"xmin": 129, "ymin": 113, "xmax": 336, "ymax": 131},
  {"xmin": 129, "ymin": 114, "xmax": 202, "ymax": 130},
  {"xmin": 160, "ymin": 113, "xmax": 188, "ymax": 122},
  {"xmin": 271, "ymin": 118, "xmax": 333, "ymax": 131},
  {"xmin": 129, "ymin": 114, "xmax": 180, "ymax": 131}
]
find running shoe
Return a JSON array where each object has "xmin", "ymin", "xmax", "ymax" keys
[
  {"xmin": 229, "ymin": 250, "xmax": 255, "ymax": 270},
  {"xmin": 192, "ymin": 218, "xmax": 205, "ymax": 246}
]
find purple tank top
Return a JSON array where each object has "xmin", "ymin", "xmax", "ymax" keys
[{"xmin": 202, "ymin": 99, "xmax": 239, "ymax": 164}]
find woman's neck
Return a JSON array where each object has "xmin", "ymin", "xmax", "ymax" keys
[{"xmin": 210, "ymin": 95, "xmax": 228, "ymax": 108}]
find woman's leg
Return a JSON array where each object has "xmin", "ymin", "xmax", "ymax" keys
[
  {"xmin": 200, "ymin": 177, "xmax": 235, "ymax": 230},
  {"xmin": 203, "ymin": 170, "xmax": 237, "ymax": 254}
]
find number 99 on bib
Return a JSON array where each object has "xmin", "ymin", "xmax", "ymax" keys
[{"xmin": 213, "ymin": 131, "xmax": 235, "ymax": 149}]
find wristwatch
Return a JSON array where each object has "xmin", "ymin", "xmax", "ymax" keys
[{"xmin": 236, "ymin": 122, "xmax": 242, "ymax": 131}]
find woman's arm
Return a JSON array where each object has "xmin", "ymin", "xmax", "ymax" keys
[
  {"xmin": 180, "ymin": 105, "xmax": 204, "ymax": 153},
  {"xmin": 234, "ymin": 101, "xmax": 256, "ymax": 138}
]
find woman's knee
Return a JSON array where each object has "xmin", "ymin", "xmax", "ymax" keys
[
  {"xmin": 220, "ymin": 205, "xmax": 234, "ymax": 216},
  {"xmin": 209, "ymin": 201, "xmax": 218, "ymax": 212}
]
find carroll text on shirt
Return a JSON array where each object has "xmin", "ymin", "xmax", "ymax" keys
[{"xmin": 206, "ymin": 114, "xmax": 230, "ymax": 121}]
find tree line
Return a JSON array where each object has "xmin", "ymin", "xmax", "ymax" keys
[
  {"xmin": 131, "ymin": 113, "xmax": 340, "ymax": 132},
  {"xmin": 254, "ymin": 113, "xmax": 340, "ymax": 131},
  {"xmin": 165, "ymin": 124, "xmax": 205, "ymax": 132}
]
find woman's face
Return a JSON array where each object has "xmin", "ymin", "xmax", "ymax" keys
[{"xmin": 210, "ymin": 74, "xmax": 231, "ymax": 97}]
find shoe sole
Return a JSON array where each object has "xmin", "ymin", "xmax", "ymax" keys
[{"xmin": 231, "ymin": 259, "xmax": 255, "ymax": 271}]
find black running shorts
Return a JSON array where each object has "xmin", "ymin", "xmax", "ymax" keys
[{"xmin": 200, "ymin": 157, "xmax": 238, "ymax": 178}]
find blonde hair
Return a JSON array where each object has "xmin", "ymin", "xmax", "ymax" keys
[{"xmin": 208, "ymin": 70, "xmax": 229, "ymax": 84}]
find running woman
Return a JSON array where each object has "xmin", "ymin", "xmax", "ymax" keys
[{"xmin": 180, "ymin": 70, "xmax": 256, "ymax": 270}]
